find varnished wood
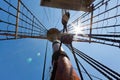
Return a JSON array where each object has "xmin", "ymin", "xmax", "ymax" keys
[{"xmin": 53, "ymin": 52, "xmax": 80, "ymax": 80}]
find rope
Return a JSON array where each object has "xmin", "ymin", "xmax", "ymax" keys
[
  {"xmin": 20, "ymin": 0, "xmax": 48, "ymax": 30},
  {"xmin": 67, "ymin": 45, "xmax": 112, "ymax": 79},
  {"xmin": 42, "ymin": 41, "xmax": 48, "ymax": 80},
  {"xmin": 43, "ymin": 8, "xmax": 51, "ymax": 27},
  {"xmin": 71, "ymin": 46, "xmax": 120, "ymax": 79},
  {"xmin": 67, "ymin": 0, "xmax": 120, "ymax": 48},
  {"xmin": 77, "ymin": 59, "xmax": 93, "ymax": 80},
  {"xmin": 0, "ymin": 0, "xmax": 48, "ymax": 40},
  {"xmin": 69, "ymin": 44, "xmax": 84, "ymax": 80}
]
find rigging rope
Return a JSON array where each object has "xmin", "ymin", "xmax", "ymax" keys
[
  {"xmin": 66, "ymin": 0, "xmax": 120, "ymax": 48},
  {"xmin": 42, "ymin": 41, "xmax": 48, "ymax": 80},
  {"xmin": 0, "ymin": 0, "xmax": 48, "ymax": 40},
  {"xmin": 77, "ymin": 59, "xmax": 93, "ymax": 80},
  {"xmin": 69, "ymin": 44, "xmax": 83, "ymax": 80},
  {"xmin": 67, "ymin": 45, "xmax": 120, "ymax": 79},
  {"xmin": 43, "ymin": 8, "xmax": 51, "ymax": 28},
  {"xmin": 20, "ymin": 0, "xmax": 48, "ymax": 30},
  {"xmin": 74, "ymin": 67, "xmax": 103, "ymax": 80}
]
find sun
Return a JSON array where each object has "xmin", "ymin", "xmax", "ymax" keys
[
  {"xmin": 74, "ymin": 26, "xmax": 84, "ymax": 35},
  {"xmin": 69, "ymin": 22, "xmax": 84, "ymax": 35}
]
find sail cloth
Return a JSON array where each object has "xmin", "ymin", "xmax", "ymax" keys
[{"xmin": 40, "ymin": 0, "xmax": 94, "ymax": 12}]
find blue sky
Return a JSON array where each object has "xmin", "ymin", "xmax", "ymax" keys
[
  {"xmin": 0, "ymin": 39, "xmax": 49, "ymax": 80},
  {"xmin": 0, "ymin": 0, "xmax": 120, "ymax": 80}
]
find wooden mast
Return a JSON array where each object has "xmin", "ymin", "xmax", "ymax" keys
[
  {"xmin": 50, "ymin": 40, "xmax": 80, "ymax": 80},
  {"xmin": 47, "ymin": 28, "xmax": 80, "ymax": 80}
]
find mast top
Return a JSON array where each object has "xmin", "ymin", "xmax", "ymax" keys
[{"xmin": 47, "ymin": 28, "xmax": 60, "ymax": 42}]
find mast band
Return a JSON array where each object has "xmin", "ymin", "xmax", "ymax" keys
[{"xmin": 52, "ymin": 51, "xmax": 69, "ymax": 64}]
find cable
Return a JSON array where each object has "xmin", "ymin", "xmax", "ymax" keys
[
  {"xmin": 66, "ymin": 44, "xmax": 120, "ymax": 79},
  {"xmin": 43, "ymin": 8, "xmax": 51, "ymax": 27},
  {"xmin": 42, "ymin": 41, "xmax": 48, "ymax": 80},
  {"xmin": 20, "ymin": 0, "xmax": 48, "ymax": 30},
  {"xmin": 77, "ymin": 59, "xmax": 93, "ymax": 80},
  {"xmin": 73, "ymin": 67, "xmax": 103, "ymax": 80},
  {"xmin": 73, "ymin": 47, "xmax": 120, "ymax": 79},
  {"xmin": 67, "ymin": 46, "xmax": 112, "ymax": 79},
  {"xmin": 0, "ymin": 0, "xmax": 48, "ymax": 40},
  {"xmin": 69, "ymin": 44, "xmax": 84, "ymax": 80},
  {"xmin": 6, "ymin": 0, "xmax": 11, "ymax": 39}
]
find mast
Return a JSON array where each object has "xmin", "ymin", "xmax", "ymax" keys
[{"xmin": 47, "ymin": 28, "xmax": 80, "ymax": 80}]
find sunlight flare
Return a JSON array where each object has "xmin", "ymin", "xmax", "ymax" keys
[
  {"xmin": 70, "ymin": 22, "xmax": 85, "ymax": 35},
  {"xmin": 37, "ymin": 52, "xmax": 41, "ymax": 56},
  {"xmin": 27, "ymin": 57, "xmax": 32, "ymax": 63}
]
